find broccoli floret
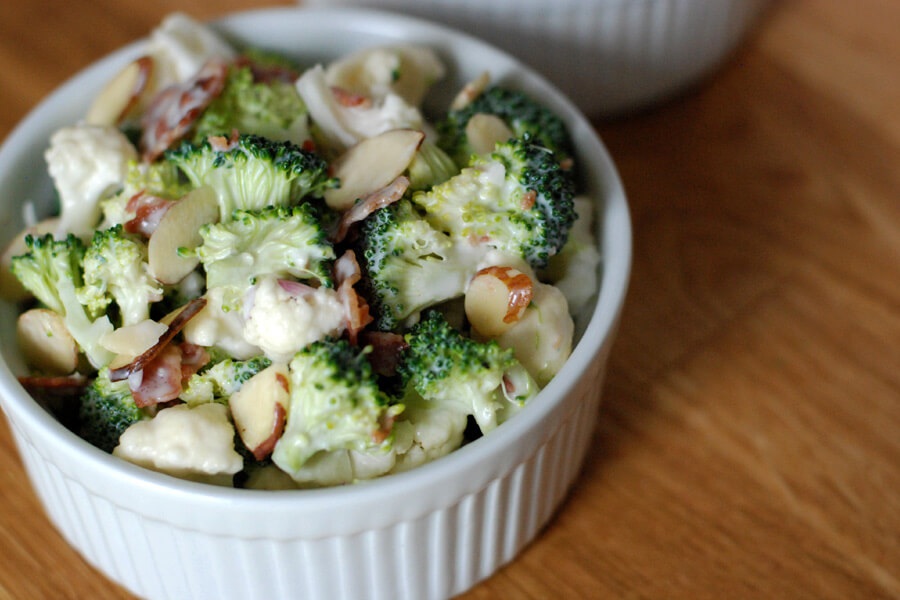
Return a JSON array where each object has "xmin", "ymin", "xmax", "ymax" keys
[
  {"xmin": 180, "ymin": 355, "xmax": 272, "ymax": 406},
  {"xmin": 79, "ymin": 367, "xmax": 146, "ymax": 453},
  {"xmin": 100, "ymin": 160, "xmax": 191, "ymax": 228},
  {"xmin": 11, "ymin": 234, "xmax": 114, "ymax": 367},
  {"xmin": 358, "ymin": 199, "xmax": 477, "ymax": 331},
  {"xmin": 78, "ymin": 225, "xmax": 163, "ymax": 326},
  {"xmin": 196, "ymin": 204, "xmax": 334, "ymax": 302},
  {"xmin": 166, "ymin": 134, "xmax": 335, "ymax": 221},
  {"xmin": 407, "ymin": 140, "xmax": 460, "ymax": 191},
  {"xmin": 191, "ymin": 65, "xmax": 309, "ymax": 145},
  {"xmin": 399, "ymin": 311, "xmax": 537, "ymax": 433},
  {"xmin": 437, "ymin": 86, "xmax": 572, "ymax": 165},
  {"xmin": 412, "ymin": 137, "xmax": 576, "ymax": 268},
  {"xmin": 271, "ymin": 338, "xmax": 403, "ymax": 478}
]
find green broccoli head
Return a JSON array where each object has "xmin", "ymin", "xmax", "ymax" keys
[
  {"xmin": 196, "ymin": 204, "xmax": 335, "ymax": 302},
  {"xmin": 100, "ymin": 160, "xmax": 192, "ymax": 228},
  {"xmin": 78, "ymin": 225, "xmax": 163, "ymax": 326},
  {"xmin": 180, "ymin": 355, "xmax": 272, "ymax": 406},
  {"xmin": 191, "ymin": 65, "xmax": 309, "ymax": 145},
  {"xmin": 79, "ymin": 367, "xmax": 147, "ymax": 453},
  {"xmin": 166, "ymin": 134, "xmax": 336, "ymax": 221},
  {"xmin": 437, "ymin": 86, "xmax": 573, "ymax": 165},
  {"xmin": 271, "ymin": 338, "xmax": 402, "ymax": 477},
  {"xmin": 411, "ymin": 136, "xmax": 576, "ymax": 268},
  {"xmin": 399, "ymin": 311, "xmax": 537, "ymax": 433},
  {"xmin": 358, "ymin": 199, "xmax": 477, "ymax": 331},
  {"xmin": 11, "ymin": 233, "xmax": 114, "ymax": 367}
]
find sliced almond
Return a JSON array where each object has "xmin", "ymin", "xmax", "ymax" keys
[
  {"xmin": 148, "ymin": 186, "xmax": 218, "ymax": 284},
  {"xmin": 323, "ymin": 129, "xmax": 425, "ymax": 211},
  {"xmin": 230, "ymin": 363, "xmax": 291, "ymax": 461},
  {"xmin": 100, "ymin": 319, "xmax": 168, "ymax": 358},
  {"xmin": 465, "ymin": 113, "xmax": 515, "ymax": 156},
  {"xmin": 86, "ymin": 56, "xmax": 155, "ymax": 126},
  {"xmin": 465, "ymin": 266, "xmax": 533, "ymax": 338},
  {"xmin": 450, "ymin": 71, "xmax": 491, "ymax": 111},
  {"xmin": 1, "ymin": 218, "xmax": 60, "ymax": 303},
  {"xmin": 17, "ymin": 308, "xmax": 79, "ymax": 375}
]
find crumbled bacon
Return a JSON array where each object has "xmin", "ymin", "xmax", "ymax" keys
[
  {"xmin": 207, "ymin": 128, "xmax": 240, "ymax": 152},
  {"xmin": 140, "ymin": 59, "xmax": 228, "ymax": 162},
  {"xmin": 179, "ymin": 342, "xmax": 210, "ymax": 385},
  {"xmin": 233, "ymin": 55, "xmax": 299, "ymax": 84},
  {"xmin": 372, "ymin": 411, "xmax": 396, "ymax": 445},
  {"xmin": 302, "ymin": 139, "xmax": 317, "ymax": 153},
  {"xmin": 331, "ymin": 86, "xmax": 372, "ymax": 108},
  {"xmin": 520, "ymin": 190, "xmax": 536, "ymax": 210},
  {"xmin": 332, "ymin": 175, "xmax": 409, "ymax": 243},
  {"xmin": 131, "ymin": 343, "xmax": 183, "ymax": 407},
  {"xmin": 334, "ymin": 250, "xmax": 373, "ymax": 344},
  {"xmin": 124, "ymin": 191, "xmax": 175, "ymax": 237},
  {"xmin": 358, "ymin": 331, "xmax": 408, "ymax": 377},
  {"xmin": 559, "ymin": 157, "xmax": 574, "ymax": 171}
]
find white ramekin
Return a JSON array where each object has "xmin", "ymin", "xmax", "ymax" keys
[
  {"xmin": 0, "ymin": 7, "xmax": 631, "ymax": 600},
  {"xmin": 303, "ymin": 0, "xmax": 771, "ymax": 116}
]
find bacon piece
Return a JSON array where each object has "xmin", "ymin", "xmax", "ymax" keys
[
  {"xmin": 131, "ymin": 343, "xmax": 183, "ymax": 407},
  {"xmin": 372, "ymin": 410, "xmax": 396, "ymax": 445},
  {"xmin": 124, "ymin": 191, "xmax": 175, "ymax": 237},
  {"xmin": 140, "ymin": 59, "xmax": 228, "ymax": 162},
  {"xmin": 207, "ymin": 129, "xmax": 240, "ymax": 152},
  {"xmin": 359, "ymin": 331, "xmax": 408, "ymax": 377},
  {"xmin": 179, "ymin": 342, "xmax": 210, "ymax": 385},
  {"xmin": 233, "ymin": 55, "xmax": 299, "ymax": 84},
  {"xmin": 520, "ymin": 190, "xmax": 536, "ymax": 210},
  {"xmin": 331, "ymin": 86, "xmax": 372, "ymax": 108},
  {"xmin": 332, "ymin": 175, "xmax": 409, "ymax": 243},
  {"xmin": 109, "ymin": 298, "xmax": 207, "ymax": 382},
  {"xmin": 334, "ymin": 250, "xmax": 373, "ymax": 344}
]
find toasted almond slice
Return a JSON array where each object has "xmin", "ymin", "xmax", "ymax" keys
[
  {"xmin": 1, "ymin": 218, "xmax": 60, "ymax": 303},
  {"xmin": 465, "ymin": 113, "xmax": 515, "ymax": 156},
  {"xmin": 465, "ymin": 266, "xmax": 533, "ymax": 338},
  {"xmin": 86, "ymin": 56, "xmax": 154, "ymax": 126},
  {"xmin": 324, "ymin": 129, "xmax": 425, "ymax": 211},
  {"xmin": 230, "ymin": 363, "xmax": 291, "ymax": 461},
  {"xmin": 17, "ymin": 309, "xmax": 79, "ymax": 375},
  {"xmin": 148, "ymin": 186, "xmax": 218, "ymax": 284},
  {"xmin": 99, "ymin": 319, "xmax": 168, "ymax": 358},
  {"xmin": 450, "ymin": 71, "xmax": 491, "ymax": 111}
]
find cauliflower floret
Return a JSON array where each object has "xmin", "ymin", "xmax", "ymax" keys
[
  {"xmin": 296, "ymin": 65, "xmax": 425, "ymax": 155},
  {"xmin": 182, "ymin": 287, "xmax": 262, "ymax": 360},
  {"xmin": 45, "ymin": 125, "xmax": 137, "ymax": 237},
  {"xmin": 325, "ymin": 45, "xmax": 445, "ymax": 107},
  {"xmin": 542, "ymin": 196, "xmax": 601, "ymax": 316},
  {"xmin": 113, "ymin": 403, "xmax": 243, "ymax": 486},
  {"xmin": 242, "ymin": 275, "xmax": 345, "ymax": 362},
  {"xmin": 390, "ymin": 404, "xmax": 468, "ymax": 474},
  {"xmin": 146, "ymin": 12, "xmax": 236, "ymax": 88},
  {"xmin": 496, "ymin": 281, "xmax": 574, "ymax": 387}
]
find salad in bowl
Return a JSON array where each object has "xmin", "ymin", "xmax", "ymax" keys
[{"xmin": 2, "ymin": 13, "xmax": 599, "ymax": 490}]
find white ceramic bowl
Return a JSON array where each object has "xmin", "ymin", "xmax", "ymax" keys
[
  {"xmin": 304, "ymin": 0, "xmax": 771, "ymax": 116},
  {"xmin": 0, "ymin": 7, "xmax": 631, "ymax": 600}
]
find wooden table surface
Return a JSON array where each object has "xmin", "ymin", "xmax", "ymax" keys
[{"xmin": 1, "ymin": 1, "xmax": 898, "ymax": 598}]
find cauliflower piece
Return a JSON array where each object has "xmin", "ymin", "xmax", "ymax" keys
[
  {"xmin": 45, "ymin": 125, "xmax": 138, "ymax": 237},
  {"xmin": 242, "ymin": 275, "xmax": 345, "ymax": 362},
  {"xmin": 542, "ymin": 196, "xmax": 601, "ymax": 316},
  {"xmin": 113, "ymin": 403, "xmax": 243, "ymax": 486},
  {"xmin": 390, "ymin": 403, "xmax": 468, "ymax": 474},
  {"xmin": 146, "ymin": 12, "xmax": 236, "ymax": 88},
  {"xmin": 182, "ymin": 287, "xmax": 262, "ymax": 360},
  {"xmin": 296, "ymin": 65, "xmax": 425, "ymax": 155},
  {"xmin": 325, "ymin": 45, "xmax": 445, "ymax": 107},
  {"xmin": 496, "ymin": 281, "xmax": 574, "ymax": 387}
]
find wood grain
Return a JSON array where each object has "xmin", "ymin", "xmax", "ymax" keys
[{"xmin": 0, "ymin": 1, "xmax": 897, "ymax": 598}]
